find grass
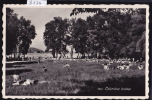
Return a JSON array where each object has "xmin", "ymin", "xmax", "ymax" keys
[{"xmin": 5, "ymin": 60, "xmax": 145, "ymax": 96}]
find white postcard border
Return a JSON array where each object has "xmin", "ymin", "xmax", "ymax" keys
[{"xmin": 2, "ymin": 4, "xmax": 150, "ymax": 99}]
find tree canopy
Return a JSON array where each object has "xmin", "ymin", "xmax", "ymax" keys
[
  {"xmin": 44, "ymin": 8, "xmax": 146, "ymax": 60},
  {"xmin": 6, "ymin": 8, "xmax": 37, "ymax": 58},
  {"xmin": 43, "ymin": 17, "xmax": 69, "ymax": 58}
]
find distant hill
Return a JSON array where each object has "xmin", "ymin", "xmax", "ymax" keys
[{"xmin": 28, "ymin": 47, "xmax": 44, "ymax": 53}]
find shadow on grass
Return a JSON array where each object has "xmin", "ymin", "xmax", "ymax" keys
[
  {"xmin": 6, "ymin": 69, "xmax": 33, "ymax": 76},
  {"xmin": 6, "ymin": 61, "xmax": 38, "ymax": 68},
  {"xmin": 6, "ymin": 61, "xmax": 38, "ymax": 65},
  {"xmin": 74, "ymin": 76, "xmax": 145, "ymax": 96},
  {"xmin": 6, "ymin": 64, "xmax": 25, "ymax": 68}
]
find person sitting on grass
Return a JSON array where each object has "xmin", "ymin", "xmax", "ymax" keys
[
  {"xmin": 138, "ymin": 63, "xmax": 144, "ymax": 70},
  {"xmin": 117, "ymin": 63, "xmax": 123, "ymax": 70},
  {"xmin": 102, "ymin": 63, "xmax": 109, "ymax": 70},
  {"xmin": 125, "ymin": 63, "xmax": 130, "ymax": 70},
  {"xmin": 13, "ymin": 72, "xmax": 20, "ymax": 83},
  {"xmin": 63, "ymin": 63, "xmax": 70, "ymax": 68},
  {"xmin": 43, "ymin": 67, "xmax": 47, "ymax": 72},
  {"xmin": 12, "ymin": 72, "xmax": 21, "ymax": 85},
  {"xmin": 119, "ymin": 64, "xmax": 125, "ymax": 70},
  {"xmin": 22, "ymin": 79, "xmax": 35, "ymax": 86}
]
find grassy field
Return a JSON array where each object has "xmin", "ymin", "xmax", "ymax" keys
[{"xmin": 5, "ymin": 60, "xmax": 145, "ymax": 96}]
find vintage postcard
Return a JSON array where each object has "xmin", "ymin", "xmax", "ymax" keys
[{"xmin": 2, "ymin": 4, "xmax": 149, "ymax": 99}]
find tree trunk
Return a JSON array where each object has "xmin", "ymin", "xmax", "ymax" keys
[
  {"xmin": 15, "ymin": 44, "xmax": 20, "ymax": 59},
  {"xmin": 95, "ymin": 49, "xmax": 97, "ymax": 58},
  {"xmin": 77, "ymin": 53, "xmax": 80, "ymax": 58},
  {"xmin": 63, "ymin": 53, "xmax": 66, "ymax": 58},
  {"xmin": 52, "ymin": 49, "xmax": 56, "ymax": 58},
  {"xmin": 82, "ymin": 53, "xmax": 85, "ymax": 58},
  {"xmin": 14, "ymin": 53, "xmax": 16, "ymax": 58},
  {"xmin": 56, "ymin": 52, "xmax": 58, "ymax": 58},
  {"xmin": 70, "ymin": 45, "xmax": 73, "ymax": 59},
  {"xmin": 59, "ymin": 53, "xmax": 61, "ymax": 59}
]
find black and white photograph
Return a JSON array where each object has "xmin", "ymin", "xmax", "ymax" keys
[{"xmin": 2, "ymin": 4, "xmax": 149, "ymax": 99}]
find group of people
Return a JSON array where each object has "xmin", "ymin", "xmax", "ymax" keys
[
  {"xmin": 100, "ymin": 58, "xmax": 144, "ymax": 71},
  {"xmin": 12, "ymin": 63, "xmax": 71, "ymax": 86},
  {"xmin": 12, "ymin": 73, "xmax": 36, "ymax": 86},
  {"xmin": 12, "ymin": 66, "xmax": 48, "ymax": 86},
  {"xmin": 11, "ymin": 56, "xmax": 144, "ymax": 86}
]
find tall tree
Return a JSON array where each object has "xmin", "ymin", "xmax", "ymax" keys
[
  {"xmin": 17, "ymin": 17, "xmax": 36, "ymax": 57},
  {"xmin": 6, "ymin": 8, "xmax": 37, "ymax": 58},
  {"xmin": 6, "ymin": 8, "xmax": 19, "ymax": 55},
  {"xmin": 43, "ymin": 17, "xmax": 69, "ymax": 58},
  {"xmin": 72, "ymin": 18, "xmax": 88, "ymax": 58},
  {"xmin": 65, "ymin": 18, "xmax": 76, "ymax": 59}
]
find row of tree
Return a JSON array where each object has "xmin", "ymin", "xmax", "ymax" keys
[
  {"xmin": 6, "ymin": 8, "xmax": 37, "ymax": 58},
  {"xmin": 43, "ymin": 8, "xmax": 146, "ymax": 60}
]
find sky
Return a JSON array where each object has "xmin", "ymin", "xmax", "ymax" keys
[{"xmin": 11, "ymin": 8, "xmax": 95, "ymax": 51}]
